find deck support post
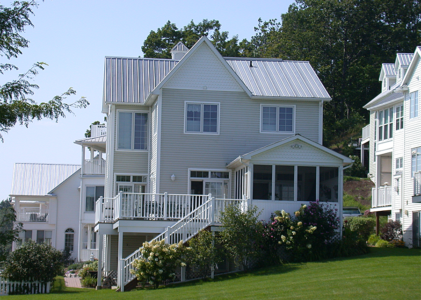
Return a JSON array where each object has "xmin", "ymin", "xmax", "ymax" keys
[
  {"xmin": 96, "ymin": 230, "xmax": 103, "ymax": 289},
  {"xmin": 376, "ymin": 212, "xmax": 380, "ymax": 236},
  {"xmin": 118, "ymin": 230, "xmax": 124, "ymax": 291},
  {"xmin": 181, "ymin": 266, "xmax": 186, "ymax": 282},
  {"xmin": 211, "ymin": 231, "xmax": 215, "ymax": 279}
]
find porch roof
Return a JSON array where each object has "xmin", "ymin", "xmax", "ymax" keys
[
  {"xmin": 226, "ymin": 134, "xmax": 353, "ymax": 169},
  {"xmin": 74, "ymin": 136, "xmax": 106, "ymax": 152}
]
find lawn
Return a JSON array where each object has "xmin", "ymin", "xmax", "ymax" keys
[{"xmin": 7, "ymin": 247, "xmax": 421, "ymax": 300}]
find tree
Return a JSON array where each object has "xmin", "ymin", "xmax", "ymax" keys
[
  {"xmin": 0, "ymin": 199, "xmax": 22, "ymax": 261},
  {"xmin": 2, "ymin": 241, "xmax": 63, "ymax": 283},
  {"xmin": 141, "ymin": 19, "xmax": 243, "ymax": 58},
  {"xmin": 248, "ymin": 0, "xmax": 421, "ymax": 147},
  {"xmin": 0, "ymin": 1, "xmax": 89, "ymax": 141}
]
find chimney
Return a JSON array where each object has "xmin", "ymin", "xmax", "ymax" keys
[{"xmin": 171, "ymin": 42, "xmax": 189, "ymax": 60}]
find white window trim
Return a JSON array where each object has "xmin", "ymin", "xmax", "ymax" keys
[
  {"xmin": 395, "ymin": 157, "xmax": 403, "ymax": 170},
  {"xmin": 184, "ymin": 101, "xmax": 220, "ymax": 135},
  {"xmin": 377, "ymin": 107, "xmax": 394, "ymax": 142},
  {"xmin": 260, "ymin": 104, "xmax": 296, "ymax": 134},
  {"xmin": 409, "ymin": 91, "xmax": 419, "ymax": 119},
  {"xmin": 187, "ymin": 168, "xmax": 231, "ymax": 196},
  {"xmin": 153, "ymin": 103, "xmax": 158, "ymax": 136},
  {"xmin": 395, "ymin": 104, "xmax": 404, "ymax": 131},
  {"xmin": 116, "ymin": 109, "xmax": 149, "ymax": 152},
  {"xmin": 114, "ymin": 173, "xmax": 149, "ymax": 195}
]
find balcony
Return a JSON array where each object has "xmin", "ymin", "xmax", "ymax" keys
[
  {"xmin": 362, "ymin": 124, "xmax": 370, "ymax": 143},
  {"xmin": 90, "ymin": 124, "xmax": 106, "ymax": 138},
  {"xmin": 83, "ymin": 158, "xmax": 106, "ymax": 175},
  {"xmin": 17, "ymin": 212, "xmax": 49, "ymax": 222},
  {"xmin": 372, "ymin": 186, "xmax": 392, "ymax": 208},
  {"xmin": 95, "ymin": 193, "xmax": 210, "ymax": 224}
]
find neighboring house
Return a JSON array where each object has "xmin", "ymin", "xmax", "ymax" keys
[
  {"xmin": 10, "ymin": 163, "xmax": 81, "ymax": 259},
  {"xmin": 361, "ymin": 46, "xmax": 421, "ymax": 247},
  {"xmin": 95, "ymin": 36, "xmax": 352, "ymax": 290}
]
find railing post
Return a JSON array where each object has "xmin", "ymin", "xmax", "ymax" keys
[
  {"xmin": 119, "ymin": 191, "xmax": 123, "ymax": 219},
  {"xmin": 209, "ymin": 194, "xmax": 215, "ymax": 225},
  {"xmin": 165, "ymin": 226, "xmax": 171, "ymax": 244},
  {"xmin": 164, "ymin": 192, "xmax": 168, "ymax": 220}
]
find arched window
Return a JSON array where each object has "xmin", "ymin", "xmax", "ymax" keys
[{"xmin": 65, "ymin": 228, "xmax": 74, "ymax": 252}]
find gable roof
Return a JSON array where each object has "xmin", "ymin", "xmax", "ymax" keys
[
  {"xmin": 226, "ymin": 134, "xmax": 352, "ymax": 169},
  {"xmin": 402, "ymin": 46, "xmax": 421, "ymax": 85},
  {"xmin": 171, "ymin": 42, "xmax": 189, "ymax": 52},
  {"xmin": 10, "ymin": 163, "xmax": 80, "ymax": 196},
  {"xmin": 395, "ymin": 53, "xmax": 414, "ymax": 68},
  {"xmin": 379, "ymin": 63, "xmax": 396, "ymax": 80},
  {"xmin": 103, "ymin": 36, "xmax": 330, "ymax": 106}
]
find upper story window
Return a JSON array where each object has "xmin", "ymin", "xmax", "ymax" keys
[
  {"xmin": 86, "ymin": 186, "xmax": 104, "ymax": 212},
  {"xmin": 412, "ymin": 147, "xmax": 421, "ymax": 177},
  {"xmin": 395, "ymin": 105, "xmax": 404, "ymax": 130},
  {"xmin": 185, "ymin": 102, "xmax": 219, "ymax": 134},
  {"xmin": 118, "ymin": 111, "xmax": 148, "ymax": 150},
  {"xmin": 410, "ymin": 91, "xmax": 419, "ymax": 119},
  {"xmin": 396, "ymin": 157, "xmax": 403, "ymax": 170},
  {"xmin": 116, "ymin": 174, "xmax": 147, "ymax": 194},
  {"xmin": 261, "ymin": 105, "xmax": 295, "ymax": 133},
  {"xmin": 378, "ymin": 108, "xmax": 393, "ymax": 141}
]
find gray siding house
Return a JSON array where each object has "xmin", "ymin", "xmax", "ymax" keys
[{"xmin": 95, "ymin": 37, "xmax": 352, "ymax": 290}]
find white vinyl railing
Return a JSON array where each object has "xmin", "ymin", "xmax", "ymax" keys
[
  {"xmin": 362, "ymin": 124, "xmax": 370, "ymax": 141},
  {"xmin": 95, "ymin": 193, "xmax": 209, "ymax": 224},
  {"xmin": 119, "ymin": 196, "xmax": 247, "ymax": 291},
  {"xmin": 90, "ymin": 124, "xmax": 106, "ymax": 138},
  {"xmin": 16, "ymin": 212, "xmax": 48, "ymax": 222},
  {"xmin": 414, "ymin": 172, "xmax": 421, "ymax": 196},
  {"xmin": 0, "ymin": 280, "xmax": 50, "ymax": 296},
  {"xmin": 83, "ymin": 159, "xmax": 106, "ymax": 175},
  {"xmin": 372, "ymin": 186, "xmax": 392, "ymax": 208}
]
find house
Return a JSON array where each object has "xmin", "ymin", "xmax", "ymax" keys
[
  {"xmin": 10, "ymin": 163, "xmax": 81, "ymax": 259},
  {"xmin": 95, "ymin": 36, "xmax": 352, "ymax": 290},
  {"xmin": 361, "ymin": 46, "xmax": 421, "ymax": 247}
]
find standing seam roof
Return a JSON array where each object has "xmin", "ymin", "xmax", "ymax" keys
[{"xmin": 396, "ymin": 53, "xmax": 414, "ymax": 67}]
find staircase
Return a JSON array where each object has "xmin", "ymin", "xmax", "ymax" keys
[{"xmin": 119, "ymin": 196, "xmax": 248, "ymax": 291}]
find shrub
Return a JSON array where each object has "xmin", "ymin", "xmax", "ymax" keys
[
  {"xmin": 220, "ymin": 205, "xmax": 263, "ymax": 270},
  {"xmin": 2, "ymin": 241, "xmax": 63, "ymax": 283},
  {"xmin": 345, "ymin": 217, "xmax": 375, "ymax": 241},
  {"xmin": 381, "ymin": 220, "xmax": 403, "ymax": 241},
  {"xmin": 81, "ymin": 274, "xmax": 97, "ymax": 287},
  {"xmin": 131, "ymin": 240, "xmax": 189, "ymax": 289},
  {"xmin": 329, "ymin": 225, "xmax": 369, "ymax": 257},
  {"xmin": 67, "ymin": 262, "xmax": 85, "ymax": 270},
  {"xmin": 61, "ymin": 248, "xmax": 75, "ymax": 267},
  {"xmin": 367, "ymin": 234, "xmax": 381, "ymax": 246},
  {"xmin": 375, "ymin": 239, "xmax": 393, "ymax": 248},
  {"xmin": 51, "ymin": 276, "xmax": 66, "ymax": 292},
  {"xmin": 390, "ymin": 239, "xmax": 406, "ymax": 248},
  {"xmin": 79, "ymin": 261, "xmax": 98, "ymax": 280},
  {"xmin": 187, "ymin": 231, "xmax": 224, "ymax": 278}
]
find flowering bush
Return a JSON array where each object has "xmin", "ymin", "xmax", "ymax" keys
[
  {"xmin": 380, "ymin": 220, "xmax": 402, "ymax": 241},
  {"xmin": 131, "ymin": 240, "xmax": 190, "ymax": 289}
]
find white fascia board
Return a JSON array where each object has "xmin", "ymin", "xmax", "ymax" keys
[
  {"xmin": 146, "ymin": 37, "xmax": 252, "ymax": 100},
  {"xmin": 402, "ymin": 47, "xmax": 420, "ymax": 85},
  {"xmin": 250, "ymin": 95, "xmax": 332, "ymax": 102},
  {"xmin": 367, "ymin": 96, "xmax": 404, "ymax": 111}
]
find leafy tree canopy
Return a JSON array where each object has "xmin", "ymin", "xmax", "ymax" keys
[
  {"xmin": 0, "ymin": 198, "xmax": 22, "ymax": 261},
  {"xmin": 0, "ymin": 1, "xmax": 89, "ymax": 141}
]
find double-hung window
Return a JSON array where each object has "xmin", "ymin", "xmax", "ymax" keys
[
  {"xmin": 410, "ymin": 91, "xmax": 419, "ymax": 119},
  {"xmin": 261, "ymin": 105, "xmax": 295, "ymax": 133},
  {"xmin": 118, "ymin": 112, "xmax": 148, "ymax": 150},
  {"xmin": 86, "ymin": 186, "xmax": 104, "ymax": 212},
  {"xmin": 378, "ymin": 108, "xmax": 393, "ymax": 141},
  {"xmin": 412, "ymin": 147, "xmax": 421, "ymax": 177},
  {"xmin": 395, "ymin": 105, "xmax": 404, "ymax": 130},
  {"xmin": 396, "ymin": 157, "xmax": 403, "ymax": 170},
  {"xmin": 185, "ymin": 102, "xmax": 219, "ymax": 134}
]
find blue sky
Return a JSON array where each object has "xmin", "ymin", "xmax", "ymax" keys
[{"xmin": 1, "ymin": 0, "xmax": 294, "ymax": 198}]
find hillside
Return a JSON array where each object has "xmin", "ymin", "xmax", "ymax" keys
[{"xmin": 343, "ymin": 177, "xmax": 375, "ymax": 210}]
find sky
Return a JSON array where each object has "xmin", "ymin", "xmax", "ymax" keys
[{"xmin": 0, "ymin": 0, "xmax": 294, "ymax": 199}]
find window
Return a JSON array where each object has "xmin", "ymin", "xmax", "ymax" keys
[
  {"xmin": 378, "ymin": 108, "xmax": 393, "ymax": 141},
  {"xmin": 116, "ymin": 174, "xmax": 147, "ymax": 194},
  {"xmin": 395, "ymin": 105, "xmax": 404, "ymax": 130},
  {"xmin": 396, "ymin": 157, "xmax": 403, "ymax": 170},
  {"xmin": 37, "ymin": 230, "xmax": 52, "ymax": 245},
  {"xmin": 410, "ymin": 91, "xmax": 419, "ymax": 119},
  {"xmin": 190, "ymin": 170, "xmax": 230, "ymax": 198},
  {"xmin": 412, "ymin": 147, "xmax": 421, "ymax": 177},
  {"xmin": 86, "ymin": 186, "xmax": 104, "ymax": 212},
  {"xmin": 261, "ymin": 105, "xmax": 294, "ymax": 133},
  {"xmin": 185, "ymin": 102, "xmax": 219, "ymax": 134},
  {"xmin": 24, "ymin": 230, "xmax": 32, "ymax": 243},
  {"xmin": 118, "ymin": 111, "xmax": 148, "ymax": 150},
  {"xmin": 65, "ymin": 228, "xmax": 74, "ymax": 252}
]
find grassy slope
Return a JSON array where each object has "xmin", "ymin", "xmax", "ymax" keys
[{"xmin": 8, "ymin": 248, "xmax": 421, "ymax": 300}]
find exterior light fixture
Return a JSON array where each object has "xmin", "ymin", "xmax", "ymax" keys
[{"xmin": 171, "ymin": 174, "xmax": 176, "ymax": 181}]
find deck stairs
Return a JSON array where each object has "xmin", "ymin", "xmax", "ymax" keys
[{"xmin": 120, "ymin": 196, "xmax": 247, "ymax": 291}]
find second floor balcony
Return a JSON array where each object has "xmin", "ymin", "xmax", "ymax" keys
[
  {"xmin": 362, "ymin": 124, "xmax": 370, "ymax": 143},
  {"xmin": 83, "ymin": 158, "xmax": 106, "ymax": 175},
  {"xmin": 372, "ymin": 186, "xmax": 392, "ymax": 208},
  {"xmin": 16, "ymin": 212, "xmax": 49, "ymax": 222}
]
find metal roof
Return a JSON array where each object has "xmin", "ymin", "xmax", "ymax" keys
[
  {"xmin": 171, "ymin": 42, "xmax": 189, "ymax": 52},
  {"xmin": 104, "ymin": 57, "xmax": 178, "ymax": 104},
  {"xmin": 382, "ymin": 63, "xmax": 396, "ymax": 76},
  {"xmin": 10, "ymin": 163, "xmax": 80, "ymax": 196},
  {"xmin": 74, "ymin": 135, "xmax": 106, "ymax": 144},
  {"xmin": 396, "ymin": 53, "xmax": 413, "ymax": 67},
  {"xmin": 363, "ymin": 89, "xmax": 403, "ymax": 110},
  {"xmin": 225, "ymin": 58, "xmax": 331, "ymax": 99}
]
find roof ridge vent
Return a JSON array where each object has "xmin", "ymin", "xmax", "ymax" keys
[{"xmin": 171, "ymin": 42, "xmax": 189, "ymax": 60}]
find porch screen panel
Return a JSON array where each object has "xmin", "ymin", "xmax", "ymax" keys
[
  {"xmin": 320, "ymin": 167, "xmax": 338, "ymax": 202},
  {"xmin": 118, "ymin": 112, "xmax": 132, "ymax": 149},
  {"xmin": 297, "ymin": 167, "xmax": 316, "ymax": 201},
  {"xmin": 275, "ymin": 166, "xmax": 294, "ymax": 201},
  {"xmin": 253, "ymin": 165, "xmax": 272, "ymax": 200}
]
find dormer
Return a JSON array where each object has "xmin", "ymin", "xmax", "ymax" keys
[
  {"xmin": 395, "ymin": 53, "xmax": 413, "ymax": 83},
  {"xmin": 379, "ymin": 63, "xmax": 396, "ymax": 92},
  {"xmin": 171, "ymin": 42, "xmax": 189, "ymax": 60}
]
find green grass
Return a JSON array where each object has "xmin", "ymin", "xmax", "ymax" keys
[{"xmin": 7, "ymin": 248, "xmax": 421, "ymax": 299}]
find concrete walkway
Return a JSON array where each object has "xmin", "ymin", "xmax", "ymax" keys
[{"xmin": 64, "ymin": 276, "xmax": 83, "ymax": 288}]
